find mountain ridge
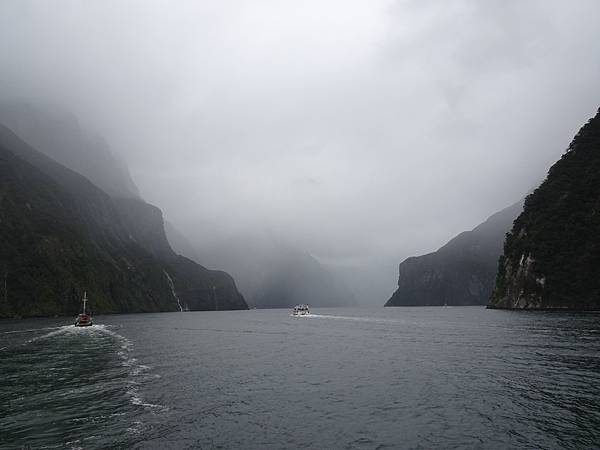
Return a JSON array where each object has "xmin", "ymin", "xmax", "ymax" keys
[
  {"xmin": 490, "ymin": 108, "xmax": 600, "ymax": 310},
  {"xmin": 0, "ymin": 102, "xmax": 140, "ymax": 199},
  {"xmin": 171, "ymin": 229, "xmax": 357, "ymax": 309},
  {"xmin": 0, "ymin": 122, "xmax": 247, "ymax": 317},
  {"xmin": 385, "ymin": 200, "xmax": 523, "ymax": 307}
]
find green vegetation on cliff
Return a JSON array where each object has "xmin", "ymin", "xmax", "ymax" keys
[
  {"xmin": 385, "ymin": 201, "xmax": 522, "ymax": 306},
  {"xmin": 0, "ymin": 124, "xmax": 247, "ymax": 317},
  {"xmin": 490, "ymin": 109, "xmax": 600, "ymax": 309}
]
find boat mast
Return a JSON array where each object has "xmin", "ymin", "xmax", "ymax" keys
[{"xmin": 82, "ymin": 291, "xmax": 87, "ymax": 314}]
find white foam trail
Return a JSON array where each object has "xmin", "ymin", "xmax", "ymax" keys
[
  {"xmin": 26, "ymin": 325, "xmax": 79, "ymax": 343},
  {"xmin": 126, "ymin": 389, "xmax": 165, "ymax": 409},
  {"xmin": 299, "ymin": 314, "xmax": 400, "ymax": 324},
  {"xmin": 127, "ymin": 421, "xmax": 144, "ymax": 435},
  {"xmin": 163, "ymin": 270, "xmax": 183, "ymax": 312},
  {"xmin": 17, "ymin": 321, "xmax": 166, "ymax": 412},
  {"xmin": 25, "ymin": 323, "xmax": 127, "ymax": 344}
]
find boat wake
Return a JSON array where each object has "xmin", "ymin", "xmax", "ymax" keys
[
  {"xmin": 19, "ymin": 323, "xmax": 165, "ymax": 411},
  {"xmin": 299, "ymin": 313, "xmax": 400, "ymax": 324},
  {"xmin": 0, "ymin": 320, "xmax": 168, "ymax": 448}
]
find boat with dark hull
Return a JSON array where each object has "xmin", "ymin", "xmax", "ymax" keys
[{"xmin": 74, "ymin": 291, "xmax": 93, "ymax": 327}]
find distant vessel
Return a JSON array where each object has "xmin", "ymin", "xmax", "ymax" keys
[
  {"xmin": 74, "ymin": 291, "xmax": 93, "ymax": 327},
  {"xmin": 292, "ymin": 304, "xmax": 310, "ymax": 316}
]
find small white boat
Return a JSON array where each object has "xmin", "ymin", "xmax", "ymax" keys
[
  {"xmin": 292, "ymin": 304, "xmax": 310, "ymax": 316},
  {"xmin": 74, "ymin": 291, "xmax": 93, "ymax": 327}
]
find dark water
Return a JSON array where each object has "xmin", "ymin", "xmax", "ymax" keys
[{"xmin": 2, "ymin": 307, "xmax": 600, "ymax": 449}]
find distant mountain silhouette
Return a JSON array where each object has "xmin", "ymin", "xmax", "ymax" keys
[
  {"xmin": 169, "ymin": 229, "xmax": 356, "ymax": 309},
  {"xmin": 490, "ymin": 108, "xmax": 600, "ymax": 310},
  {"xmin": 385, "ymin": 201, "xmax": 523, "ymax": 307},
  {"xmin": 0, "ymin": 102, "xmax": 140, "ymax": 198}
]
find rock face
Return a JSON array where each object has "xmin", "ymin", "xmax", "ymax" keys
[
  {"xmin": 490, "ymin": 109, "xmax": 600, "ymax": 310},
  {"xmin": 385, "ymin": 201, "xmax": 523, "ymax": 306},
  {"xmin": 0, "ymin": 102, "xmax": 140, "ymax": 199},
  {"xmin": 0, "ymin": 123, "xmax": 247, "ymax": 317},
  {"xmin": 113, "ymin": 198, "xmax": 247, "ymax": 312}
]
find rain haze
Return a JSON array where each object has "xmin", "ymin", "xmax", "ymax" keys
[{"xmin": 1, "ymin": 0, "xmax": 600, "ymax": 303}]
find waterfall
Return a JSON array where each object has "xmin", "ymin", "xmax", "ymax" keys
[{"xmin": 163, "ymin": 270, "xmax": 183, "ymax": 312}]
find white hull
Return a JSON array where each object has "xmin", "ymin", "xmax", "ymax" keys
[{"xmin": 292, "ymin": 304, "xmax": 310, "ymax": 316}]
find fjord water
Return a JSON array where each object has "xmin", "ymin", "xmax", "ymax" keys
[{"xmin": 1, "ymin": 308, "xmax": 600, "ymax": 449}]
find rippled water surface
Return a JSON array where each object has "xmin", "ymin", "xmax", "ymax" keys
[{"xmin": 2, "ymin": 307, "xmax": 600, "ymax": 449}]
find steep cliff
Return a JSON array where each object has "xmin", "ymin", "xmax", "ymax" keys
[
  {"xmin": 490, "ymin": 109, "xmax": 600, "ymax": 310},
  {"xmin": 0, "ymin": 124, "xmax": 246, "ymax": 317},
  {"xmin": 385, "ymin": 201, "xmax": 523, "ymax": 306},
  {"xmin": 0, "ymin": 102, "xmax": 140, "ymax": 198},
  {"xmin": 113, "ymin": 198, "xmax": 247, "ymax": 311}
]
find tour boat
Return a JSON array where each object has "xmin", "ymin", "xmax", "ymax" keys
[
  {"xmin": 74, "ymin": 291, "xmax": 93, "ymax": 327},
  {"xmin": 292, "ymin": 304, "xmax": 310, "ymax": 316}
]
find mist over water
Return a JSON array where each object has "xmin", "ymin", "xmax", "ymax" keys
[
  {"xmin": 1, "ymin": 1, "xmax": 600, "ymax": 302},
  {"xmin": 2, "ymin": 3, "xmax": 600, "ymax": 447},
  {"xmin": 3, "ymin": 309, "xmax": 600, "ymax": 449}
]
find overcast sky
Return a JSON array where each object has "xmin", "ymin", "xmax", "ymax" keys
[{"xmin": 1, "ymin": 0, "xmax": 600, "ymax": 294}]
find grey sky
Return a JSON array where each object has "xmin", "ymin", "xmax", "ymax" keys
[{"xmin": 1, "ymin": 0, "xmax": 600, "ymax": 298}]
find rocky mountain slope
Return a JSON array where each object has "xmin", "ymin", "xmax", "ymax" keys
[
  {"xmin": 0, "ymin": 123, "xmax": 246, "ymax": 317},
  {"xmin": 490, "ymin": 109, "xmax": 600, "ymax": 310},
  {"xmin": 385, "ymin": 201, "xmax": 523, "ymax": 306},
  {"xmin": 0, "ymin": 102, "xmax": 140, "ymax": 198}
]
